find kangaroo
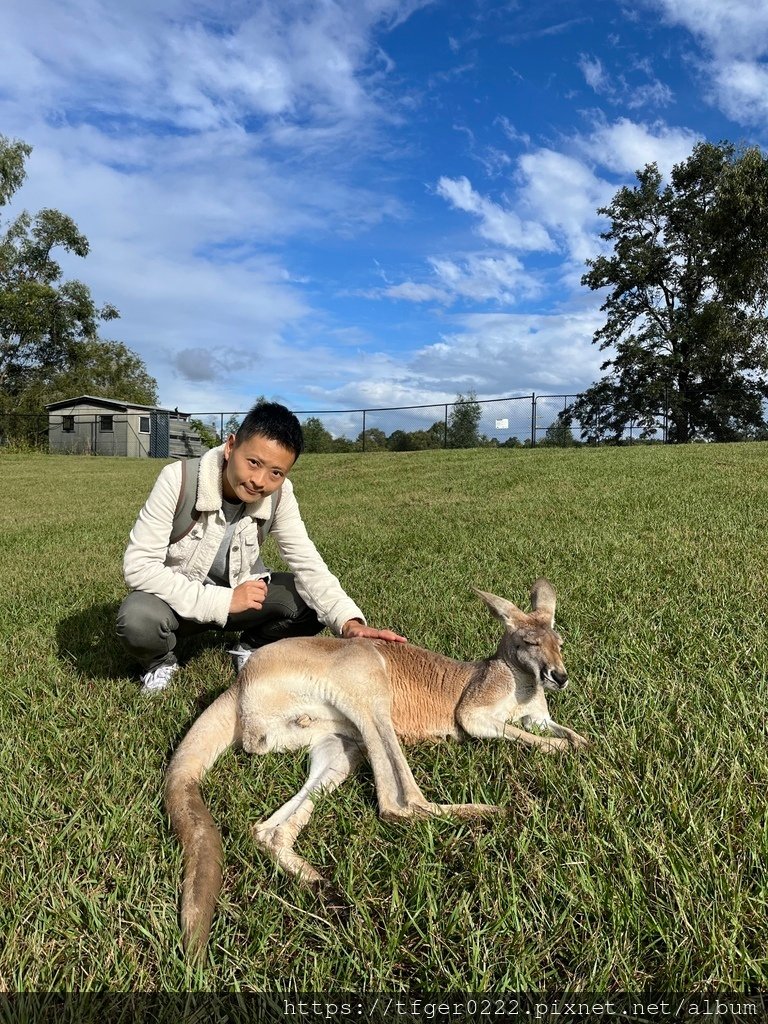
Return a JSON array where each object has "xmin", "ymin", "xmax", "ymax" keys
[{"xmin": 165, "ymin": 579, "xmax": 588, "ymax": 960}]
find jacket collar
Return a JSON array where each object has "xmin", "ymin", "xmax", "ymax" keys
[{"xmin": 196, "ymin": 443, "xmax": 277, "ymax": 520}]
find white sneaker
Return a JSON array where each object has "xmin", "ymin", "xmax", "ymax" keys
[
  {"xmin": 228, "ymin": 642, "xmax": 256, "ymax": 674},
  {"xmin": 140, "ymin": 661, "xmax": 178, "ymax": 694}
]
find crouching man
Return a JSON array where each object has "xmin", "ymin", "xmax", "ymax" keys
[{"xmin": 117, "ymin": 400, "xmax": 405, "ymax": 694}]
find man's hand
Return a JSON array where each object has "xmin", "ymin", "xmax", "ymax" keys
[
  {"xmin": 341, "ymin": 618, "xmax": 407, "ymax": 643},
  {"xmin": 230, "ymin": 579, "xmax": 268, "ymax": 615}
]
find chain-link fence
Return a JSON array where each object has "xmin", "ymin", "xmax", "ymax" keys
[
  {"xmin": 0, "ymin": 410, "xmax": 205, "ymax": 457},
  {"xmin": 4, "ymin": 391, "xmax": 765, "ymax": 455},
  {"xmin": 190, "ymin": 394, "xmax": 666, "ymax": 452},
  {"xmin": 0, "ymin": 411, "xmax": 49, "ymax": 449},
  {"xmin": 532, "ymin": 394, "xmax": 669, "ymax": 446}
]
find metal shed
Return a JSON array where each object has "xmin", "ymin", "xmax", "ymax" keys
[{"xmin": 45, "ymin": 396, "xmax": 205, "ymax": 458}]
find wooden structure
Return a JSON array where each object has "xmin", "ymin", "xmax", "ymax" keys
[{"xmin": 45, "ymin": 396, "xmax": 205, "ymax": 458}]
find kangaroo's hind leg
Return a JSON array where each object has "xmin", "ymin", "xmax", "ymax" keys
[
  {"xmin": 252, "ymin": 732, "xmax": 363, "ymax": 906},
  {"xmin": 361, "ymin": 703, "xmax": 506, "ymax": 822}
]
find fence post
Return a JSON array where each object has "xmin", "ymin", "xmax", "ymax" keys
[
  {"xmin": 664, "ymin": 385, "xmax": 669, "ymax": 444},
  {"xmin": 362, "ymin": 409, "xmax": 366, "ymax": 453},
  {"xmin": 530, "ymin": 393, "xmax": 536, "ymax": 448},
  {"xmin": 443, "ymin": 404, "xmax": 448, "ymax": 448}
]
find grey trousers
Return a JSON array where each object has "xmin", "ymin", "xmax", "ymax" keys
[{"xmin": 116, "ymin": 572, "xmax": 323, "ymax": 671}]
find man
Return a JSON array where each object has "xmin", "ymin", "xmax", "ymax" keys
[{"xmin": 117, "ymin": 401, "xmax": 405, "ymax": 693}]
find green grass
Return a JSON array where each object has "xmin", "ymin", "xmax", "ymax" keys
[{"xmin": 1, "ymin": 444, "xmax": 767, "ymax": 991}]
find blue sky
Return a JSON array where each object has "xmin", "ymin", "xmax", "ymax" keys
[{"xmin": 2, "ymin": 0, "xmax": 767, "ymax": 428}]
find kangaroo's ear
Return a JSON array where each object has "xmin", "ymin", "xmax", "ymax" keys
[
  {"xmin": 474, "ymin": 589, "xmax": 529, "ymax": 628},
  {"xmin": 530, "ymin": 578, "xmax": 557, "ymax": 627}
]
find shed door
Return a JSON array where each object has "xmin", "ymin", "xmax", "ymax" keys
[{"xmin": 149, "ymin": 411, "xmax": 170, "ymax": 458}]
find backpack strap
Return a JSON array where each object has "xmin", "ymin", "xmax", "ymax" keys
[{"xmin": 170, "ymin": 457, "xmax": 202, "ymax": 544}]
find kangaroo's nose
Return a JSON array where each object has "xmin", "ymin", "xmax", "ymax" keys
[{"xmin": 553, "ymin": 669, "xmax": 568, "ymax": 689}]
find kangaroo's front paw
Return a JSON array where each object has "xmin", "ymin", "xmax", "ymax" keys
[
  {"xmin": 538, "ymin": 736, "xmax": 571, "ymax": 753},
  {"xmin": 563, "ymin": 729, "xmax": 590, "ymax": 750}
]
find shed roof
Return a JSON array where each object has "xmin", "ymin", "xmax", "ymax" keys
[{"xmin": 45, "ymin": 395, "xmax": 188, "ymax": 415}]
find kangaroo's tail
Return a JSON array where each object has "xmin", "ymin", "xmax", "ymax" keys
[{"xmin": 164, "ymin": 685, "xmax": 241, "ymax": 961}]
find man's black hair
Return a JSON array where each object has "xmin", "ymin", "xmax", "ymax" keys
[{"xmin": 234, "ymin": 401, "xmax": 304, "ymax": 458}]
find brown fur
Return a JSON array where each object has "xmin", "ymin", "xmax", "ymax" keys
[{"xmin": 165, "ymin": 580, "xmax": 588, "ymax": 961}]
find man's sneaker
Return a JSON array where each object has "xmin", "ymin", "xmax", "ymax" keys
[
  {"xmin": 228, "ymin": 642, "xmax": 257, "ymax": 675},
  {"xmin": 140, "ymin": 661, "xmax": 178, "ymax": 695}
]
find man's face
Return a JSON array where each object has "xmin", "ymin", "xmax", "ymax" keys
[{"xmin": 222, "ymin": 432, "xmax": 296, "ymax": 503}]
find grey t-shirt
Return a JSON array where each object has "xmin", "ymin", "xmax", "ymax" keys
[{"xmin": 204, "ymin": 498, "xmax": 245, "ymax": 587}]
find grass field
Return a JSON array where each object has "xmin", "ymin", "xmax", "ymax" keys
[{"xmin": 1, "ymin": 443, "xmax": 767, "ymax": 993}]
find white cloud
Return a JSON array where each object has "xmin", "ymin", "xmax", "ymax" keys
[
  {"xmin": 651, "ymin": 0, "xmax": 768, "ymax": 61},
  {"xmin": 579, "ymin": 117, "xmax": 702, "ymax": 177},
  {"xmin": 516, "ymin": 149, "xmax": 612, "ymax": 265},
  {"xmin": 579, "ymin": 54, "xmax": 612, "ymax": 95},
  {"xmin": 303, "ymin": 309, "xmax": 607, "ymax": 416},
  {"xmin": 381, "ymin": 252, "xmax": 538, "ymax": 306},
  {"xmin": 409, "ymin": 311, "xmax": 605, "ymax": 394},
  {"xmin": 626, "ymin": 79, "xmax": 674, "ymax": 110},
  {"xmin": 578, "ymin": 52, "xmax": 673, "ymax": 111},
  {"xmin": 438, "ymin": 128, "xmax": 690, "ymax": 278},
  {"xmin": 436, "ymin": 176, "xmax": 555, "ymax": 251},
  {"xmin": 711, "ymin": 60, "xmax": 768, "ymax": 125},
  {"xmin": 0, "ymin": 0, "xmax": 432, "ymax": 132},
  {"xmin": 0, "ymin": 0, "xmax": 434, "ymax": 409},
  {"xmin": 384, "ymin": 281, "xmax": 450, "ymax": 302},
  {"xmin": 386, "ymin": 115, "xmax": 698, "ymax": 317},
  {"xmin": 428, "ymin": 253, "xmax": 537, "ymax": 303},
  {"xmin": 647, "ymin": 0, "xmax": 768, "ymax": 126}
]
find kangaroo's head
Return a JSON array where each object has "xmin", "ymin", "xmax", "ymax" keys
[{"xmin": 474, "ymin": 578, "xmax": 568, "ymax": 691}]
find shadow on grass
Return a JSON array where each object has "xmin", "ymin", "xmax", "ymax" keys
[
  {"xmin": 56, "ymin": 600, "xmax": 128, "ymax": 680},
  {"xmin": 55, "ymin": 600, "xmax": 240, "ymax": 683}
]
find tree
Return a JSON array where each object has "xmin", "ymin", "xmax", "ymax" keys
[
  {"xmin": 0, "ymin": 136, "xmax": 121, "ymax": 405},
  {"xmin": 418, "ymin": 421, "xmax": 446, "ymax": 449},
  {"xmin": 447, "ymin": 391, "xmax": 481, "ymax": 448},
  {"xmin": 330, "ymin": 435, "xmax": 355, "ymax": 453},
  {"xmin": 15, "ymin": 338, "xmax": 158, "ymax": 411},
  {"xmin": 573, "ymin": 141, "xmax": 768, "ymax": 443},
  {"xmin": 386, "ymin": 429, "xmax": 413, "ymax": 451},
  {"xmin": 388, "ymin": 421, "xmax": 445, "ymax": 450},
  {"xmin": 0, "ymin": 137, "xmax": 30, "ymax": 207},
  {"xmin": 189, "ymin": 418, "xmax": 220, "ymax": 449},
  {"xmin": 223, "ymin": 415, "xmax": 241, "ymax": 437},
  {"xmin": 302, "ymin": 416, "xmax": 334, "ymax": 453},
  {"xmin": 540, "ymin": 416, "xmax": 578, "ymax": 447},
  {"xmin": 356, "ymin": 427, "xmax": 387, "ymax": 451}
]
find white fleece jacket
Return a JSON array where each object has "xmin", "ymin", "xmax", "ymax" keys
[{"xmin": 123, "ymin": 443, "xmax": 366, "ymax": 632}]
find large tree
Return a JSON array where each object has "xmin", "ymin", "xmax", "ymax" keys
[
  {"xmin": 573, "ymin": 141, "xmax": 768, "ymax": 443},
  {"xmin": 0, "ymin": 135, "xmax": 155, "ymax": 411},
  {"xmin": 15, "ymin": 338, "xmax": 159, "ymax": 411}
]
